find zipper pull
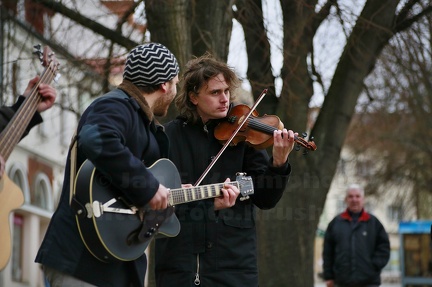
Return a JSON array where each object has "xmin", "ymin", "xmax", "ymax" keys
[{"xmin": 194, "ymin": 273, "xmax": 200, "ymax": 285}]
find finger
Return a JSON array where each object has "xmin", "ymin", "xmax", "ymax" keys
[
  {"xmin": 219, "ymin": 188, "xmax": 228, "ymax": 199},
  {"xmin": 226, "ymin": 188, "xmax": 238, "ymax": 205},
  {"xmin": 273, "ymin": 129, "xmax": 282, "ymax": 141},
  {"xmin": 289, "ymin": 130, "xmax": 294, "ymax": 138},
  {"xmin": 29, "ymin": 76, "xmax": 39, "ymax": 86},
  {"xmin": 149, "ymin": 201, "xmax": 156, "ymax": 210}
]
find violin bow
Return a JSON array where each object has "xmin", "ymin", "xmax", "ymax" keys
[{"xmin": 194, "ymin": 89, "xmax": 268, "ymax": 186}]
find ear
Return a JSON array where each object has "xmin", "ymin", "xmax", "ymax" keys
[
  {"xmin": 160, "ymin": 82, "xmax": 168, "ymax": 92},
  {"xmin": 189, "ymin": 92, "xmax": 198, "ymax": 105}
]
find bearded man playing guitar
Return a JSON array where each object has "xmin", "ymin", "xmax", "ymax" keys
[
  {"xmin": 0, "ymin": 76, "xmax": 56, "ymax": 178},
  {"xmin": 35, "ymin": 43, "xmax": 200, "ymax": 287}
]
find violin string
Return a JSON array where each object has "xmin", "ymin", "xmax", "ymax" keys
[
  {"xmin": 248, "ymin": 118, "xmax": 310, "ymax": 147},
  {"xmin": 248, "ymin": 118, "xmax": 278, "ymax": 134}
]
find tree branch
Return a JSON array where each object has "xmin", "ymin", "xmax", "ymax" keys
[
  {"xmin": 395, "ymin": 3, "xmax": 432, "ymax": 34},
  {"xmin": 33, "ymin": 0, "xmax": 139, "ymax": 49}
]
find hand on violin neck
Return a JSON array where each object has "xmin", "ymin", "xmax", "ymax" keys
[{"xmin": 272, "ymin": 129, "xmax": 297, "ymax": 167}]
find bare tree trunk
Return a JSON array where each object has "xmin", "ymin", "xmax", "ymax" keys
[
  {"xmin": 190, "ymin": 0, "xmax": 233, "ymax": 59},
  {"xmin": 234, "ymin": 0, "xmax": 277, "ymax": 113},
  {"xmin": 256, "ymin": 1, "xmax": 399, "ymax": 286}
]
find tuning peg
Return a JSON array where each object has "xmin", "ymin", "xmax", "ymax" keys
[
  {"xmin": 33, "ymin": 44, "xmax": 43, "ymax": 63},
  {"xmin": 302, "ymin": 132, "xmax": 307, "ymax": 138}
]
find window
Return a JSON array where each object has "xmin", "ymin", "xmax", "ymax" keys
[
  {"xmin": 33, "ymin": 172, "xmax": 54, "ymax": 211},
  {"xmin": 387, "ymin": 205, "xmax": 403, "ymax": 222},
  {"xmin": 356, "ymin": 159, "xmax": 374, "ymax": 177},
  {"xmin": 8, "ymin": 162, "xmax": 30, "ymax": 203}
]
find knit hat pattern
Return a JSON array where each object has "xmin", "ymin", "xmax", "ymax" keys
[{"xmin": 123, "ymin": 43, "xmax": 179, "ymax": 87}]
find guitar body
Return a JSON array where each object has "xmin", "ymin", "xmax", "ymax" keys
[
  {"xmin": 0, "ymin": 175, "xmax": 24, "ymax": 270},
  {"xmin": 74, "ymin": 158, "xmax": 182, "ymax": 262}
]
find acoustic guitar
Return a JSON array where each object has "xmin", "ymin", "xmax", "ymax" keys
[
  {"xmin": 0, "ymin": 45, "xmax": 59, "ymax": 270},
  {"xmin": 73, "ymin": 158, "xmax": 254, "ymax": 263}
]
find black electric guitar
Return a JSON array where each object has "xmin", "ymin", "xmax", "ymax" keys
[
  {"xmin": 73, "ymin": 158, "xmax": 254, "ymax": 263},
  {"xmin": 0, "ymin": 45, "xmax": 59, "ymax": 271}
]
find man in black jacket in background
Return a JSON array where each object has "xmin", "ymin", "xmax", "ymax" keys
[{"xmin": 323, "ymin": 184, "xmax": 390, "ymax": 287}]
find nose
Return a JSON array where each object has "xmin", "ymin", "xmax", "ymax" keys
[{"xmin": 221, "ymin": 91, "xmax": 229, "ymax": 102}]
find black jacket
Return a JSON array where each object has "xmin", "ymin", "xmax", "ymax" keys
[
  {"xmin": 155, "ymin": 117, "xmax": 292, "ymax": 287},
  {"xmin": 323, "ymin": 209, "xmax": 390, "ymax": 285},
  {"xmin": 35, "ymin": 89, "xmax": 169, "ymax": 287}
]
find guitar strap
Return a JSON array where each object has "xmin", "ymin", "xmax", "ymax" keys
[{"xmin": 68, "ymin": 130, "xmax": 78, "ymax": 205}]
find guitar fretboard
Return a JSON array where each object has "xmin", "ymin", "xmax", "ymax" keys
[
  {"xmin": 169, "ymin": 182, "xmax": 240, "ymax": 206},
  {"xmin": 0, "ymin": 58, "xmax": 57, "ymax": 161}
]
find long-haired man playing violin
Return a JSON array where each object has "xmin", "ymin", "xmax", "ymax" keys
[{"xmin": 155, "ymin": 54, "xmax": 297, "ymax": 287}]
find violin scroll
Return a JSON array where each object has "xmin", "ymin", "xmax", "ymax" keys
[{"xmin": 294, "ymin": 132, "xmax": 317, "ymax": 155}]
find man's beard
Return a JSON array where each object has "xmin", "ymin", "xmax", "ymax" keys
[{"xmin": 153, "ymin": 93, "xmax": 174, "ymax": 117}]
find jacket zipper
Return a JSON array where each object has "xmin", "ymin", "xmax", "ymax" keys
[{"xmin": 194, "ymin": 253, "xmax": 201, "ymax": 285}]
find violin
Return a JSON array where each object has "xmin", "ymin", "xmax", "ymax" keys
[{"xmin": 214, "ymin": 104, "xmax": 317, "ymax": 152}]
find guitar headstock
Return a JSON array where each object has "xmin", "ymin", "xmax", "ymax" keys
[
  {"xmin": 33, "ymin": 44, "xmax": 60, "ymax": 81},
  {"xmin": 235, "ymin": 173, "xmax": 254, "ymax": 201}
]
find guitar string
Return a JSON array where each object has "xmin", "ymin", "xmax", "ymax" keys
[
  {"xmin": 0, "ymin": 60, "xmax": 56, "ymax": 161},
  {"xmin": 169, "ymin": 182, "xmax": 239, "ymax": 205},
  {"xmin": 170, "ymin": 184, "xmax": 224, "ymax": 205},
  {"xmin": 1, "ymin": 66, "xmax": 54, "ymax": 157}
]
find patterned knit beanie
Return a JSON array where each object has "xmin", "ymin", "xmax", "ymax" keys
[{"xmin": 123, "ymin": 43, "xmax": 179, "ymax": 87}]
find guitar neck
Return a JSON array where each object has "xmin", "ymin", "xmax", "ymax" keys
[
  {"xmin": 0, "ymin": 65, "xmax": 56, "ymax": 161},
  {"xmin": 169, "ymin": 181, "xmax": 240, "ymax": 206}
]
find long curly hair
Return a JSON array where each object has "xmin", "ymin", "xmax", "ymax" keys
[{"xmin": 175, "ymin": 53, "xmax": 240, "ymax": 123}]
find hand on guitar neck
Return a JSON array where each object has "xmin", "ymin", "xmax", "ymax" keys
[
  {"xmin": 149, "ymin": 177, "xmax": 241, "ymax": 211},
  {"xmin": 180, "ymin": 179, "xmax": 241, "ymax": 211},
  {"xmin": 0, "ymin": 76, "xmax": 57, "ymax": 178},
  {"xmin": 0, "ymin": 76, "xmax": 56, "ymax": 179},
  {"xmin": 22, "ymin": 76, "xmax": 57, "ymax": 113}
]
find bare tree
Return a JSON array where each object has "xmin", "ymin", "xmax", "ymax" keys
[{"xmin": 346, "ymin": 12, "xmax": 432, "ymax": 220}]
